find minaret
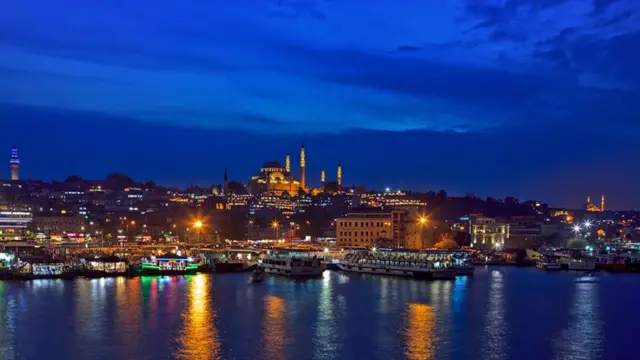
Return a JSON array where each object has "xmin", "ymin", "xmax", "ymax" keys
[
  {"xmin": 285, "ymin": 153, "xmax": 291, "ymax": 174},
  {"xmin": 321, "ymin": 168, "xmax": 325, "ymax": 189},
  {"xmin": 223, "ymin": 169, "xmax": 229, "ymax": 195},
  {"xmin": 601, "ymin": 195, "xmax": 605, "ymax": 212},
  {"xmin": 337, "ymin": 162, "xmax": 342, "ymax": 190},
  {"xmin": 586, "ymin": 195, "xmax": 591, "ymax": 205},
  {"xmin": 300, "ymin": 143, "xmax": 306, "ymax": 189},
  {"xmin": 10, "ymin": 145, "xmax": 19, "ymax": 181}
]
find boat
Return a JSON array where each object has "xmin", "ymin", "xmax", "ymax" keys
[
  {"xmin": 568, "ymin": 259, "xmax": 596, "ymax": 271},
  {"xmin": 11, "ymin": 258, "xmax": 75, "ymax": 280},
  {"xmin": 134, "ymin": 254, "xmax": 200, "ymax": 276},
  {"xmin": 338, "ymin": 249, "xmax": 456, "ymax": 280},
  {"xmin": 78, "ymin": 256, "xmax": 129, "ymax": 278},
  {"xmin": 537, "ymin": 256, "xmax": 562, "ymax": 270},
  {"xmin": 260, "ymin": 250, "xmax": 324, "ymax": 277},
  {"xmin": 248, "ymin": 267, "xmax": 265, "ymax": 283}
]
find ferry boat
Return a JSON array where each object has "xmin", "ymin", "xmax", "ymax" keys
[
  {"xmin": 260, "ymin": 250, "xmax": 324, "ymax": 277},
  {"xmin": 134, "ymin": 254, "xmax": 200, "ymax": 276},
  {"xmin": 339, "ymin": 249, "xmax": 456, "ymax": 280},
  {"xmin": 79, "ymin": 256, "xmax": 129, "ymax": 278},
  {"xmin": 11, "ymin": 258, "xmax": 75, "ymax": 280}
]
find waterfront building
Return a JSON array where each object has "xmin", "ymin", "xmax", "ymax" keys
[
  {"xmin": 0, "ymin": 207, "xmax": 33, "ymax": 241},
  {"xmin": 336, "ymin": 208, "xmax": 414, "ymax": 248},
  {"xmin": 32, "ymin": 214, "xmax": 85, "ymax": 238},
  {"xmin": 468, "ymin": 214, "xmax": 510, "ymax": 249}
]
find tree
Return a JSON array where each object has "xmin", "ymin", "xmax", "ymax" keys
[
  {"xmin": 434, "ymin": 234, "xmax": 460, "ymax": 250},
  {"xmin": 64, "ymin": 175, "xmax": 83, "ymax": 183}
]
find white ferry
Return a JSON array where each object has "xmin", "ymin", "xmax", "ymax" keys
[
  {"xmin": 260, "ymin": 250, "xmax": 324, "ymax": 277},
  {"xmin": 338, "ymin": 249, "xmax": 457, "ymax": 280}
]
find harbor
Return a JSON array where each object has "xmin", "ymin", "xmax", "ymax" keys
[{"xmin": 0, "ymin": 266, "xmax": 636, "ymax": 360}]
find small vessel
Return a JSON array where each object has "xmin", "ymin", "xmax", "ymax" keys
[
  {"xmin": 568, "ymin": 259, "xmax": 596, "ymax": 271},
  {"xmin": 248, "ymin": 267, "xmax": 264, "ymax": 283},
  {"xmin": 339, "ymin": 249, "xmax": 456, "ymax": 280},
  {"xmin": 537, "ymin": 256, "xmax": 562, "ymax": 270},
  {"xmin": 260, "ymin": 250, "xmax": 324, "ymax": 277}
]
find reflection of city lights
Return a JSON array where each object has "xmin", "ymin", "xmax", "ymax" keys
[
  {"xmin": 262, "ymin": 296, "xmax": 285, "ymax": 360},
  {"xmin": 405, "ymin": 304, "xmax": 435, "ymax": 360},
  {"xmin": 175, "ymin": 275, "xmax": 219, "ymax": 360}
]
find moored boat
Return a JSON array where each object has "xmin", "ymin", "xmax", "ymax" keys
[
  {"xmin": 134, "ymin": 254, "xmax": 200, "ymax": 276},
  {"xmin": 537, "ymin": 256, "xmax": 562, "ymax": 270},
  {"xmin": 338, "ymin": 249, "xmax": 456, "ymax": 280},
  {"xmin": 260, "ymin": 250, "xmax": 324, "ymax": 277}
]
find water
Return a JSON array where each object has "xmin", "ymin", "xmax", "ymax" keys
[{"xmin": 1, "ymin": 267, "xmax": 640, "ymax": 360}]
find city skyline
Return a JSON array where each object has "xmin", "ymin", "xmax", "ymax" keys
[{"xmin": 2, "ymin": 1, "xmax": 640, "ymax": 208}]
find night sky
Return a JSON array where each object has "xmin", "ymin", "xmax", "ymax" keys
[{"xmin": 1, "ymin": 1, "xmax": 640, "ymax": 209}]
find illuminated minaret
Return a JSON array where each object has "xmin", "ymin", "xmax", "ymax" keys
[
  {"xmin": 223, "ymin": 169, "xmax": 229, "ymax": 195},
  {"xmin": 300, "ymin": 143, "xmax": 306, "ymax": 189},
  {"xmin": 321, "ymin": 168, "xmax": 325, "ymax": 189},
  {"xmin": 337, "ymin": 162, "xmax": 342, "ymax": 190},
  {"xmin": 285, "ymin": 153, "xmax": 291, "ymax": 174},
  {"xmin": 10, "ymin": 145, "xmax": 19, "ymax": 181},
  {"xmin": 601, "ymin": 195, "xmax": 605, "ymax": 212}
]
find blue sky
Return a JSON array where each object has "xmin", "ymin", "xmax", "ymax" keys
[{"xmin": 1, "ymin": 0, "xmax": 640, "ymax": 208}]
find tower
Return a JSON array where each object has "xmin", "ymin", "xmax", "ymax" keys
[
  {"xmin": 586, "ymin": 195, "xmax": 591, "ymax": 205},
  {"xmin": 601, "ymin": 195, "xmax": 605, "ymax": 212},
  {"xmin": 300, "ymin": 143, "xmax": 306, "ymax": 189},
  {"xmin": 337, "ymin": 162, "xmax": 342, "ymax": 190},
  {"xmin": 285, "ymin": 153, "xmax": 291, "ymax": 173},
  {"xmin": 10, "ymin": 145, "xmax": 19, "ymax": 181},
  {"xmin": 223, "ymin": 169, "xmax": 229, "ymax": 195},
  {"xmin": 321, "ymin": 168, "xmax": 325, "ymax": 189}
]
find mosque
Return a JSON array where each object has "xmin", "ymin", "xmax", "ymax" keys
[{"xmin": 246, "ymin": 144, "xmax": 342, "ymax": 195}]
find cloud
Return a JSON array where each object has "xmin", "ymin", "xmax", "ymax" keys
[{"xmin": 0, "ymin": 0, "xmax": 639, "ymax": 136}]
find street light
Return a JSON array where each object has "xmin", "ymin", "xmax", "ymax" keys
[
  {"xmin": 419, "ymin": 217, "xmax": 427, "ymax": 225},
  {"xmin": 194, "ymin": 220, "xmax": 203, "ymax": 244},
  {"xmin": 271, "ymin": 221, "xmax": 280, "ymax": 240}
]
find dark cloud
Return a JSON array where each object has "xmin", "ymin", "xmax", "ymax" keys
[{"xmin": 396, "ymin": 45, "xmax": 424, "ymax": 53}]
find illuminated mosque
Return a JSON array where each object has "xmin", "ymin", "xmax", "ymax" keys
[
  {"xmin": 585, "ymin": 195, "xmax": 605, "ymax": 212},
  {"xmin": 248, "ymin": 144, "xmax": 342, "ymax": 195}
]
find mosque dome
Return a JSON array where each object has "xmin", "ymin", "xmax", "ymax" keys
[{"xmin": 262, "ymin": 161, "xmax": 284, "ymax": 169}]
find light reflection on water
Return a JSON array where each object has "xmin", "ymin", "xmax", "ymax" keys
[
  {"xmin": 174, "ymin": 275, "xmax": 221, "ymax": 360},
  {"xmin": 404, "ymin": 303, "xmax": 436, "ymax": 360},
  {"xmin": 0, "ymin": 268, "xmax": 635, "ymax": 359},
  {"xmin": 483, "ymin": 270, "xmax": 507, "ymax": 360},
  {"xmin": 314, "ymin": 271, "xmax": 338, "ymax": 360},
  {"xmin": 262, "ymin": 295, "xmax": 286, "ymax": 360},
  {"xmin": 554, "ymin": 277, "xmax": 603, "ymax": 360}
]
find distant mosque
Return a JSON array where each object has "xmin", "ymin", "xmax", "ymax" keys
[
  {"xmin": 246, "ymin": 143, "xmax": 342, "ymax": 195},
  {"xmin": 585, "ymin": 195, "xmax": 605, "ymax": 212}
]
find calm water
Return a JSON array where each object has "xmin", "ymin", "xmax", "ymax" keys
[{"xmin": 1, "ymin": 267, "xmax": 640, "ymax": 360}]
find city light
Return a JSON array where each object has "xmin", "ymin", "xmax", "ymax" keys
[
  {"xmin": 418, "ymin": 216, "xmax": 427, "ymax": 225},
  {"xmin": 573, "ymin": 224, "xmax": 582, "ymax": 233},
  {"xmin": 194, "ymin": 221, "xmax": 203, "ymax": 229},
  {"xmin": 271, "ymin": 221, "xmax": 280, "ymax": 229},
  {"xmin": 583, "ymin": 220, "xmax": 592, "ymax": 228}
]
